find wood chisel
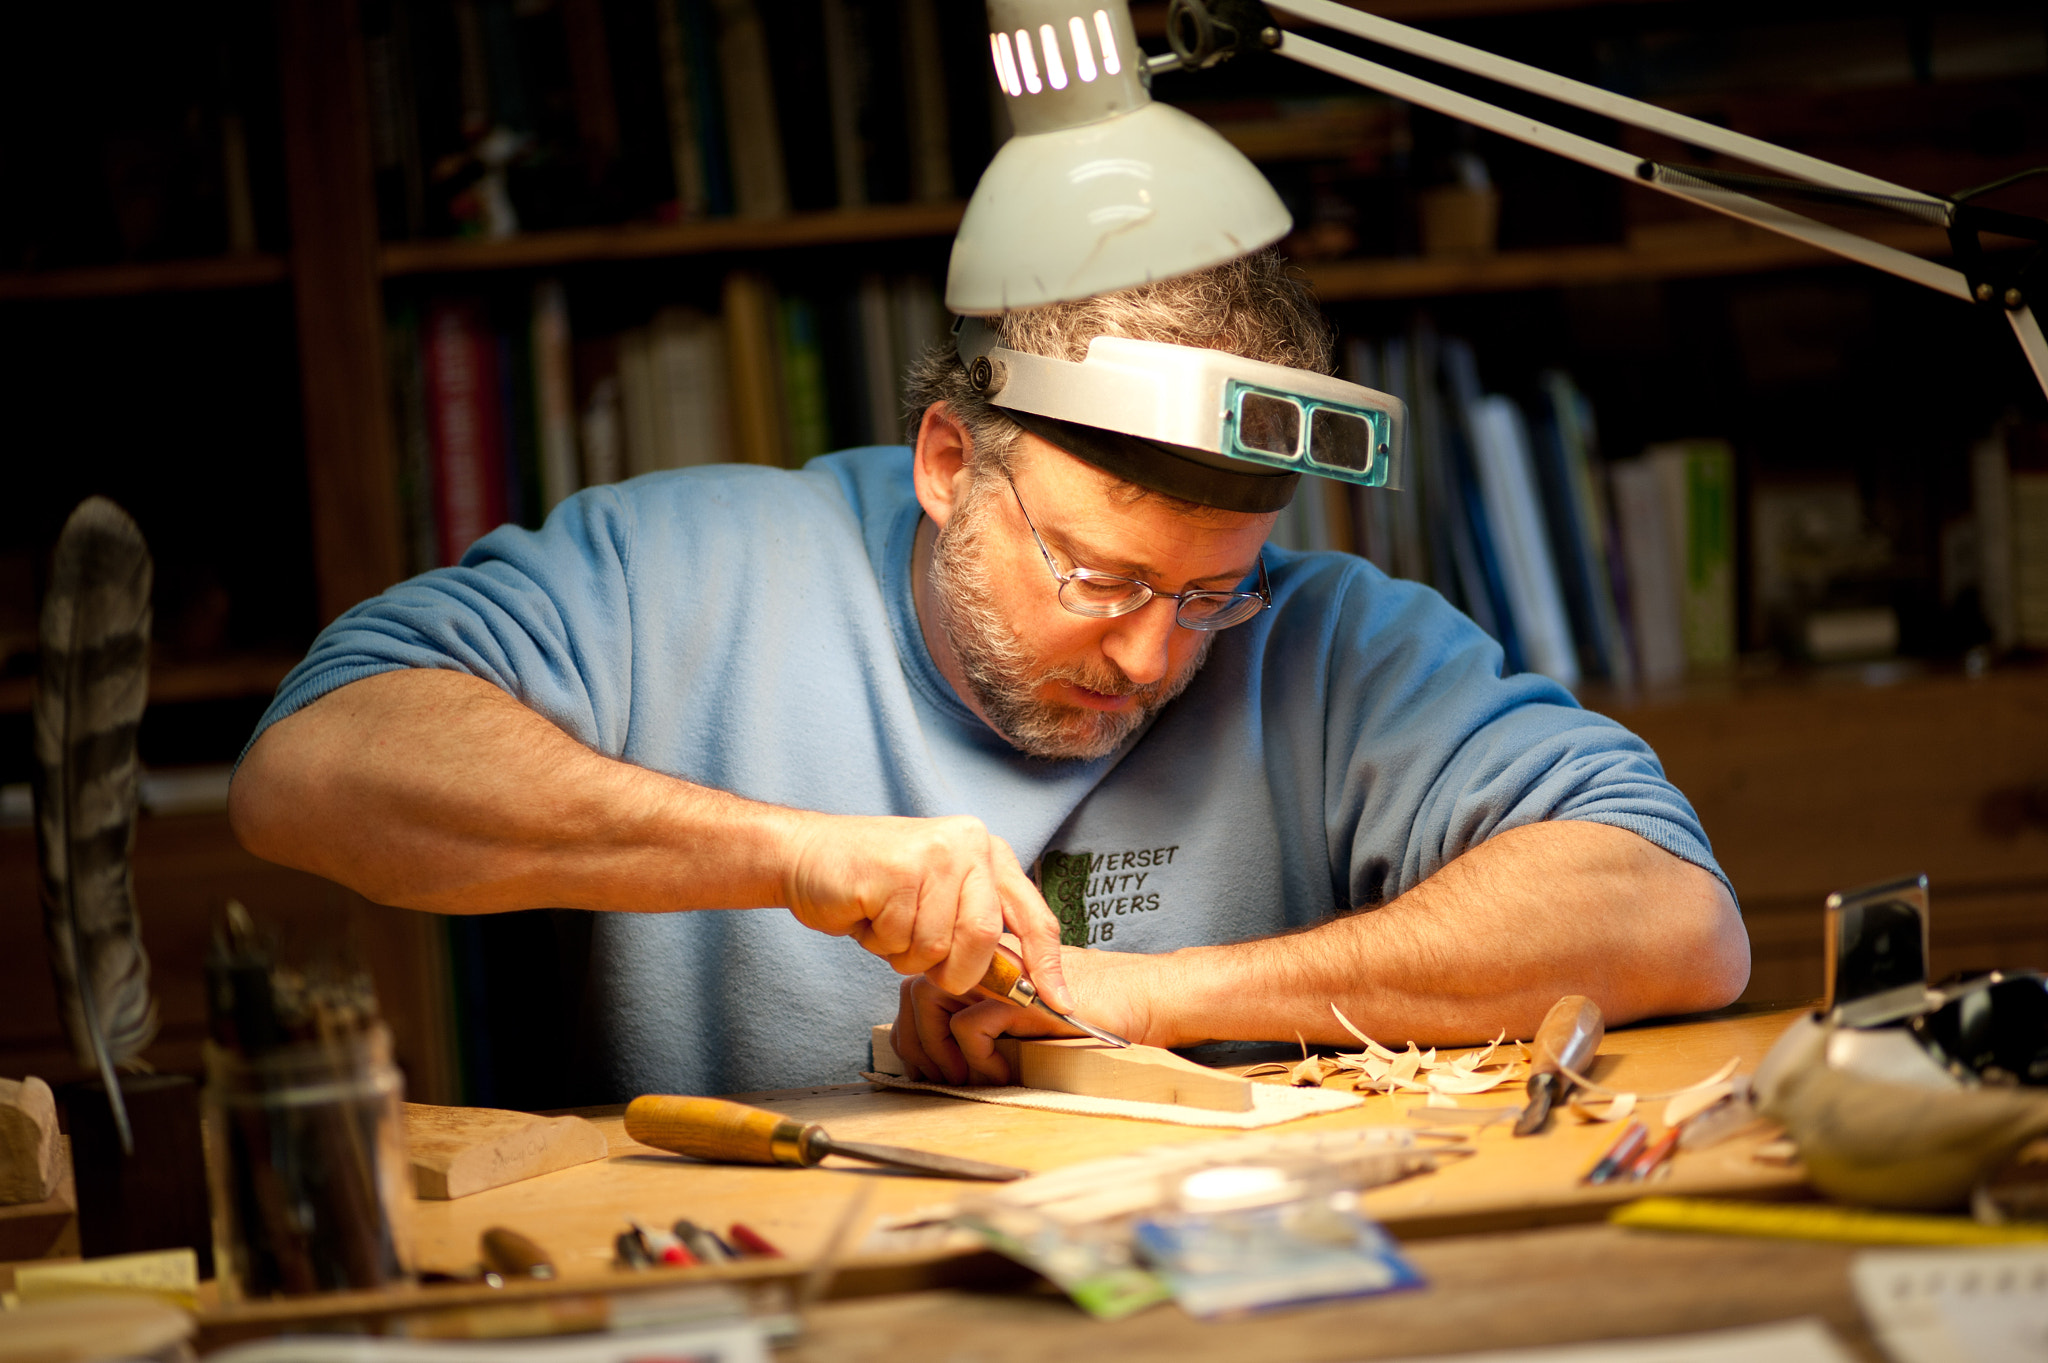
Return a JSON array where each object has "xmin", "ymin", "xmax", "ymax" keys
[
  {"xmin": 1513, "ymin": 994, "xmax": 1605, "ymax": 1136},
  {"xmin": 625, "ymin": 1095, "xmax": 1028, "ymax": 1181},
  {"xmin": 975, "ymin": 944, "xmax": 1132, "ymax": 1048}
]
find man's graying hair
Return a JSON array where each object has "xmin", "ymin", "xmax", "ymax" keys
[{"xmin": 902, "ymin": 249, "xmax": 1334, "ymax": 489}]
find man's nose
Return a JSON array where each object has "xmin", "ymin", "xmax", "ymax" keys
[{"xmin": 1100, "ymin": 599, "xmax": 1179, "ymax": 685}]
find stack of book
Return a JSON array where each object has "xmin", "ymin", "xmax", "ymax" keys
[
  {"xmin": 387, "ymin": 271, "xmax": 946, "ymax": 571},
  {"xmin": 1330, "ymin": 324, "xmax": 1735, "ymax": 691}
]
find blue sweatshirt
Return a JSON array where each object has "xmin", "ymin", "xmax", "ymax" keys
[{"xmin": 251, "ymin": 447, "xmax": 1729, "ymax": 1095}]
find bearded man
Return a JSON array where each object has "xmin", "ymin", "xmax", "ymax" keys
[{"xmin": 230, "ymin": 251, "xmax": 1747, "ymax": 1099}]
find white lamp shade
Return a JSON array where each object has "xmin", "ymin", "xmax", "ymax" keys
[{"xmin": 945, "ymin": 100, "xmax": 1292, "ymax": 315}]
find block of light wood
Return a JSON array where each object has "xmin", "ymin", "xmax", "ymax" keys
[
  {"xmin": 403, "ymin": 1102, "xmax": 609, "ymax": 1200},
  {"xmin": 869, "ymin": 1024, "xmax": 1253, "ymax": 1113},
  {"xmin": 0, "ymin": 1076, "xmax": 60, "ymax": 1205}
]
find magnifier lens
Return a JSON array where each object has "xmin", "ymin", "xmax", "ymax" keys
[
  {"xmin": 1308, "ymin": 408, "xmax": 1375, "ymax": 474},
  {"xmin": 1236, "ymin": 392, "xmax": 1302, "ymax": 458}
]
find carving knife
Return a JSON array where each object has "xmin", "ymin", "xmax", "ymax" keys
[
  {"xmin": 1512, "ymin": 994, "xmax": 1605, "ymax": 1137},
  {"xmin": 625, "ymin": 1095, "xmax": 1028, "ymax": 1181},
  {"xmin": 975, "ymin": 945, "xmax": 1132, "ymax": 1048}
]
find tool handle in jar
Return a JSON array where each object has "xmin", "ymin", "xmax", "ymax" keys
[
  {"xmin": 974, "ymin": 945, "xmax": 1037, "ymax": 1006},
  {"xmin": 624, "ymin": 1096, "xmax": 820, "ymax": 1167},
  {"xmin": 1531, "ymin": 995, "xmax": 1605, "ymax": 1079}
]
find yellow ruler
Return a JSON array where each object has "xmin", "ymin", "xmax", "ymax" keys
[{"xmin": 1612, "ymin": 1196, "xmax": 2048, "ymax": 1246}]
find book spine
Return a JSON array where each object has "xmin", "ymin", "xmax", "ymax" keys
[
  {"xmin": 1470, "ymin": 395, "xmax": 1578, "ymax": 685},
  {"xmin": 617, "ymin": 324, "xmax": 660, "ymax": 476},
  {"xmin": 654, "ymin": 307, "xmax": 731, "ymax": 466},
  {"xmin": 712, "ymin": 0, "xmax": 790, "ymax": 218},
  {"xmin": 820, "ymin": 0, "xmax": 869, "ymax": 208},
  {"xmin": 423, "ymin": 299, "xmax": 508, "ymax": 565},
  {"xmin": 560, "ymin": 0, "xmax": 621, "ymax": 186},
  {"xmin": 900, "ymin": 0, "xmax": 952, "ymax": 203},
  {"xmin": 722, "ymin": 271, "xmax": 786, "ymax": 466},
  {"xmin": 1610, "ymin": 458, "xmax": 1686, "ymax": 688},
  {"xmin": 857, "ymin": 273, "xmax": 898, "ymax": 445},
  {"xmin": 386, "ymin": 302, "xmax": 439, "ymax": 577},
  {"xmin": 654, "ymin": 0, "xmax": 709, "ymax": 217},
  {"xmin": 1650, "ymin": 440, "xmax": 1736, "ymax": 672},
  {"xmin": 779, "ymin": 295, "xmax": 833, "ymax": 466},
  {"xmin": 532, "ymin": 279, "xmax": 580, "ymax": 512},
  {"xmin": 580, "ymin": 374, "xmax": 625, "ymax": 486}
]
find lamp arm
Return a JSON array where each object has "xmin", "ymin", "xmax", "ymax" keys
[{"xmin": 1255, "ymin": 2, "xmax": 2048, "ymax": 399}]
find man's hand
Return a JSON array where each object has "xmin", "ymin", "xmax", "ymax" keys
[
  {"xmin": 782, "ymin": 814, "xmax": 1074, "ymax": 1011},
  {"xmin": 889, "ymin": 946, "xmax": 1158, "ymax": 1085}
]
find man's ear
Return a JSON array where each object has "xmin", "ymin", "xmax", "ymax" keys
[{"xmin": 911, "ymin": 402, "xmax": 976, "ymax": 531}]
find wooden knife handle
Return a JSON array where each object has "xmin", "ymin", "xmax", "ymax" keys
[
  {"xmin": 480, "ymin": 1226, "xmax": 554, "ymax": 1278},
  {"xmin": 975, "ymin": 945, "xmax": 1034, "ymax": 1005},
  {"xmin": 1530, "ymin": 995, "xmax": 1604, "ymax": 1079},
  {"xmin": 624, "ymin": 1096, "xmax": 820, "ymax": 1167}
]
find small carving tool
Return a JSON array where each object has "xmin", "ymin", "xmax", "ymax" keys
[
  {"xmin": 1513, "ymin": 994, "xmax": 1606, "ymax": 1136},
  {"xmin": 625, "ymin": 1095, "xmax": 1028, "ymax": 1181},
  {"xmin": 480, "ymin": 1226, "xmax": 556, "ymax": 1281},
  {"xmin": 1582, "ymin": 1120, "xmax": 1649, "ymax": 1184},
  {"xmin": 976, "ymin": 944, "xmax": 1132, "ymax": 1048}
]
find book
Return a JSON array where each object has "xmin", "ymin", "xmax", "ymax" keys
[
  {"xmin": 1648, "ymin": 439, "xmax": 1736, "ymax": 672},
  {"xmin": 617, "ymin": 323, "xmax": 660, "ymax": 476},
  {"xmin": 1439, "ymin": 339, "xmax": 1523, "ymax": 672},
  {"xmin": 386, "ymin": 302, "xmax": 439, "ymax": 577},
  {"xmin": 780, "ymin": 295, "xmax": 833, "ymax": 466},
  {"xmin": 651, "ymin": 306, "xmax": 731, "ymax": 467},
  {"xmin": 1529, "ymin": 371, "xmax": 1631, "ymax": 686},
  {"xmin": 531, "ymin": 279, "xmax": 580, "ymax": 512},
  {"xmin": 900, "ymin": 0, "xmax": 953, "ymax": 203},
  {"xmin": 559, "ymin": 0, "xmax": 621, "ymax": 190},
  {"xmin": 653, "ymin": 0, "xmax": 711, "ymax": 217},
  {"xmin": 767, "ymin": 0, "xmax": 840, "ymax": 213},
  {"xmin": 856, "ymin": 272, "xmax": 899, "ymax": 445},
  {"xmin": 1467, "ymin": 393, "xmax": 1579, "ymax": 685},
  {"xmin": 580, "ymin": 375, "xmax": 625, "ymax": 486},
  {"xmin": 1609, "ymin": 458, "xmax": 1687, "ymax": 688},
  {"xmin": 722, "ymin": 270, "xmax": 785, "ymax": 466},
  {"xmin": 423, "ymin": 299, "xmax": 509, "ymax": 565},
  {"xmin": 712, "ymin": 0, "xmax": 790, "ymax": 218}
]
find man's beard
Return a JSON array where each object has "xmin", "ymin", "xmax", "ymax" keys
[{"xmin": 928, "ymin": 477, "xmax": 1212, "ymax": 761}]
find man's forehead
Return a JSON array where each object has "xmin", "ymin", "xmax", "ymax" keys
[{"xmin": 1007, "ymin": 437, "xmax": 1271, "ymax": 582}]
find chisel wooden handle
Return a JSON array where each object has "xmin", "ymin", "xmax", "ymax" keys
[
  {"xmin": 624, "ymin": 1096, "xmax": 823, "ymax": 1168},
  {"xmin": 1531, "ymin": 995, "xmax": 1604, "ymax": 1078},
  {"xmin": 976, "ymin": 945, "xmax": 1035, "ymax": 1005}
]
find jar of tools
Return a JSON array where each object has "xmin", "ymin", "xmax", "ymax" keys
[
  {"xmin": 203, "ymin": 1020, "xmax": 415, "ymax": 1300},
  {"xmin": 201, "ymin": 902, "xmax": 415, "ymax": 1301}
]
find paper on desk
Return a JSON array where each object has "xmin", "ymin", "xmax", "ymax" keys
[
  {"xmin": 1377, "ymin": 1319, "xmax": 1855, "ymax": 1363},
  {"xmin": 861, "ymin": 1071, "xmax": 1362, "ymax": 1127},
  {"xmin": 1853, "ymin": 1245, "xmax": 2048, "ymax": 1363}
]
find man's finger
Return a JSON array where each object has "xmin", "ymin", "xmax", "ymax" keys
[
  {"xmin": 927, "ymin": 859, "xmax": 1003, "ymax": 996},
  {"xmin": 993, "ymin": 844, "xmax": 1074, "ymax": 1013},
  {"xmin": 911, "ymin": 980, "xmax": 971, "ymax": 1085},
  {"xmin": 950, "ymin": 999, "xmax": 1022, "ymax": 1084},
  {"xmin": 890, "ymin": 980, "xmax": 937, "ymax": 1081}
]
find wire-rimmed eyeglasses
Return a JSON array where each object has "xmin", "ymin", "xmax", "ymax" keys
[{"xmin": 1005, "ymin": 473, "xmax": 1271, "ymax": 630}]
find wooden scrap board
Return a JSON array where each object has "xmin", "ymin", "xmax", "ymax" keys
[
  {"xmin": 871, "ymin": 1024, "xmax": 1255, "ymax": 1112},
  {"xmin": 404, "ymin": 1103, "xmax": 609, "ymax": 1200}
]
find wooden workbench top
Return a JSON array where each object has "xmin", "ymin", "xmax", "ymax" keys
[{"xmin": 196, "ymin": 1005, "xmax": 1818, "ymax": 1350}]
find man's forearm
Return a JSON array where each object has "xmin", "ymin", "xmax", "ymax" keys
[
  {"xmin": 230, "ymin": 669, "xmax": 802, "ymax": 914},
  {"xmin": 1116, "ymin": 821, "xmax": 1749, "ymax": 1048}
]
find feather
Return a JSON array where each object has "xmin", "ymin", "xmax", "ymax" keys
[{"xmin": 32, "ymin": 497, "xmax": 158, "ymax": 1153}]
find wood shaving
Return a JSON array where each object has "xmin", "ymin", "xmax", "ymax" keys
[
  {"xmin": 1569, "ymin": 1090, "xmax": 1638, "ymax": 1123},
  {"xmin": 1664, "ymin": 1079, "xmax": 1736, "ymax": 1129}
]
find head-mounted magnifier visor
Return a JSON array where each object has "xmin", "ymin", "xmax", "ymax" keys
[{"xmin": 956, "ymin": 318, "xmax": 1406, "ymax": 493}]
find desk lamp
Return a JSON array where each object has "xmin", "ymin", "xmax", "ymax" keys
[{"xmin": 949, "ymin": 0, "xmax": 2048, "ymax": 405}]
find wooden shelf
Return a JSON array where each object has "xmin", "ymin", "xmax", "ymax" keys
[
  {"xmin": 379, "ymin": 202, "xmax": 966, "ymax": 278},
  {"xmin": 1132, "ymin": 0, "xmax": 1678, "ymax": 34},
  {"xmin": 1301, "ymin": 222, "xmax": 1959, "ymax": 301},
  {"xmin": 0, "ymin": 253, "xmax": 289, "ymax": 301},
  {"xmin": 0, "ymin": 652, "xmax": 298, "ymax": 716}
]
